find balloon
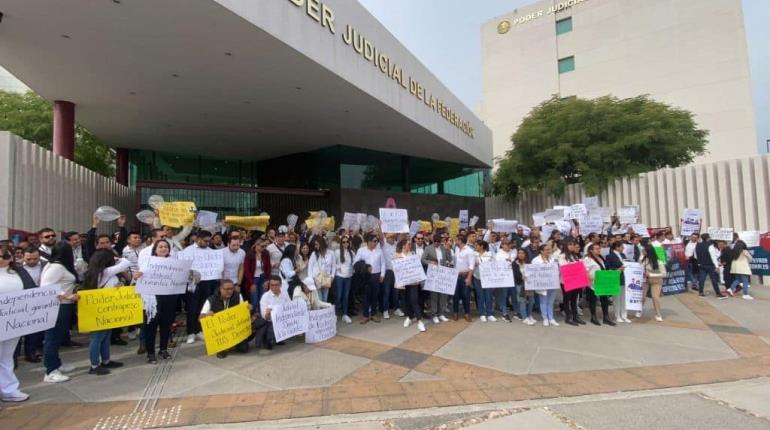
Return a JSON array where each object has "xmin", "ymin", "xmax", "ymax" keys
[
  {"xmin": 317, "ymin": 210, "xmax": 327, "ymax": 218},
  {"xmin": 148, "ymin": 195, "xmax": 165, "ymax": 210},
  {"xmin": 136, "ymin": 210, "xmax": 156, "ymax": 225},
  {"xmin": 94, "ymin": 206, "xmax": 121, "ymax": 222},
  {"xmin": 259, "ymin": 212, "xmax": 269, "ymax": 217},
  {"xmin": 431, "ymin": 213, "xmax": 440, "ymax": 222},
  {"xmin": 287, "ymin": 214, "xmax": 298, "ymax": 228}
]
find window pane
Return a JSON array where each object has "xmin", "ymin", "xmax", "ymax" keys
[
  {"xmin": 556, "ymin": 17, "xmax": 572, "ymax": 35},
  {"xmin": 558, "ymin": 56, "xmax": 575, "ymax": 74}
]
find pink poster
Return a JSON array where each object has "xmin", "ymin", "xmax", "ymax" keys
[{"xmin": 560, "ymin": 261, "xmax": 590, "ymax": 292}]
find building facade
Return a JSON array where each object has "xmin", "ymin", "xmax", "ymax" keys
[{"xmin": 481, "ymin": 0, "xmax": 758, "ymax": 165}]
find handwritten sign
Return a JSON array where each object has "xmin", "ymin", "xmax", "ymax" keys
[
  {"xmin": 459, "ymin": 210, "xmax": 469, "ymax": 229},
  {"xmin": 0, "ymin": 285, "xmax": 60, "ymax": 341},
  {"xmin": 629, "ymin": 224, "xmax": 650, "ymax": 237},
  {"xmin": 392, "ymin": 255, "xmax": 427, "ymax": 288},
  {"xmin": 593, "ymin": 270, "xmax": 621, "ymax": 296},
  {"xmin": 568, "ymin": 204, "xmax": 588, "ymax": 220},
  {"xmin": 532, "ymin": 212, "xmax": 546, "ymax": 227},
  {"xmin": 707, "ymin": 227, "xmax": 734, "ymax": 242},
  {"xmin": 590, "ymin": 207, "xmax": 613, "ymax": 223},
  {"xmin": 479, "ymin": 260, "xmax": 514, "ymax": 289},
  {"xmin": 180, "ymin": 247, "xmax": 224, "ymax": 281},
  {"xmin": 680, "ymin": 208, "xmax": 701, "ymax": 236},
  {"xmin": 491, "ymin": 219, "xmax": 517, "ymax": 233},
  {"xmin": 560, "ymin": 261, "xmax": 589, "ymax": 292},
  {"xmin": 196, "ymin": 210, "xmax": 218, "ymax": 228},
  {"xmin": 543, "ymin": 208, "xmax": 564, "ymax": 223},
  {"xmin": 449, "ymin": 218, "xmax": 460, "ymax": 238},
  {"xmin": 201, "ymin": 302, "xmax": 252, "ymax": 355},
  {"xmin": 618, "ymin": 206, "xmax": 637, "ymax": 225},
  {"xmin": 225, "ymin": 215, "xmax": 270, "ymax": 231},
  {"xmin": 738, "ymin": 231, "xmax": 760, "ymax": 248},
  {"xmin": 580, "ymin": 215, "xmax": 604, "ymax": 234},
  {"xmin": 136, "ymin": 257, "xmax": 192, "ymax": 295},
  {"xmin": 305, "ymin": 307, "xmax": 337, "ymax": 344},
  {"xmin": 624, "ymin": 262, "xmax": 644, "ymax": 311},
  {"xmin": 159, "ymin": 202, "xmax": 196, "ymax": 228},
  {"xmin": 77, "ymin": 287, "xmax": 143, "ymax": 333},
  {"xmin": 583, "ymin": 196, "xmax": 599, "ymax": 210},
  {"xmin": 423, "ymin": 265, "xmax": 458, "ymax": 295},
  {"xmin": 272, "ymin": 299, "xmax": 309, "ymax": 343},
  {"xmin": 524, "ymin": 263, "xmax": 560, "ymax": 290},
  {"xmin": 555, "ymin": 220, "xmax": 573, "ymax": 236},
  {"xmin": 379, "ymin": 208, "xmax": 409, "ymax": 233}
]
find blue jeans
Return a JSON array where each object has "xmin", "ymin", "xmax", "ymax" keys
[
  {"xmin": 516, "ymin": 285, "xmax": 534, "ymax": 318},
  {"xmin": 250, "ymin": 275, "xmax": 265, "ymax": 313},
  {"xmin": 496, "ymin": 287, "xmax": 516, "ymax": 316},
  {"xmin": 44, "ymin": 303, "xmax": 74, "ymax": 374},
  {"xmin": 453, "ymin": 275, "xmax": 471, "ymax": 315},
  {"xmin": 89, "ymin": 330, "xmax": 111, "ymax": 367},
  {"xmin": 334, "ymin": 276, "xmax": 352, "ymax": 316},
  {"xmin": 541, "ymin": 290, "xmax": 558, "ymax": 321},
  {"xmin": 472, "ymin": 277, "xmax": 492, "ymax": 316},
  {"xmin": 318, "ymin": 287, "xmax": 330, "ymax": 302},
  {"xmin": 729, "ymin": 274, "xmax": 751, "ymax": 295},
  {"xmin": 698, "ymin": 266, "xmax": 721, "ymax": 295}
]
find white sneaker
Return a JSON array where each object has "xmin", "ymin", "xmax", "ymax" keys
[
  {"xmin": 342, "ymin": 315, "xmax": 352, "ymax": 324},
  {"xmin": 432, "ymin": 316, "xmax": 440, "ymax": 324},
  {"xmin": 186, "ymin": 334, "xmax": 195, "ymax": 344},
  {"xmin": 549, "ymin": 319, "xmax": 559, "ymax": 327},
  {"xmin": 543, "ymin": 319, "xmax": 550, "ymax": 327},
  {"xmin": 58, "ymin": 364, "xmax": 75, "ymax": 373},
  {"xmin": 635, "ymin": 312, "xmax": 642, "ymax": 318},
  {"xmin": 417, "ymin": 321, "xmax": 426, "ymax": 332},
  {"xmin": 127, "ymin": 331, "xmax": 137, "ymax": 341},
  {"xmin": 623, "ymin": 317, "xmax": 633, "ymax": 323},
  {"xmin": 487, "ymin": 316, "xmax": 497, "ymax": 322},
  {"xmin": 394, "ymin": 308, "xmax": 404, "ymax": 317},
  {"xmin": 383, "ymin": 310, "xmax": 390, "ymax": 320},
  {"xmin": 1, "ymin": 391, "xmax": 29, "ymax": 402},
  {"xmin": 403, "ymin": 317, "xmax": 411, "ymax": 328},
  {"xmin": 655, "ymin": 315, "xmax": 664, "ymax": 322},
  {"xmin": 742, "ymin": 295, "xmax": 754, "ymax": 300},
  {"xmin": 439, "ymin": 315, "xmax": 449, "ymax": 322},
  {"xmin": 43, "ymin": 370, "xmax": 70, "ymax": 383},
  {"xmin": 523, "ymin": 318, "xmax": 535, "ymax": 326},
  {"xmin": 195, "ymin": 332, "xmax": 205, "ymax": 341},
  {"xmin": 726, "ymin": 289, "xmax": 734, "ymax": 297},
  {"xmin": 480, "ymin": 316, "xmax": 487, "ymax": 322},
  {"xmin": 577, "ymin": 308, "xmax": 584, "ymax": 316}
]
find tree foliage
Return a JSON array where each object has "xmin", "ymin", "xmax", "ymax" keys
[
  {"xmin": 0, "ymin": 90, "xmax": 114, "ymax": 176},
  {"xmin": 494, "ymin": 95, "xmax": 708, "ymax": 198}
]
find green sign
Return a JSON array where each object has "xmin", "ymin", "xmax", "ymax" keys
[
  {"xmin": 593, "ymin": 270, "xmax": 621, "ymax": 296},
  {"xmin": 654, "ymin": 246, "xmax": 667, "ymax": 264}
]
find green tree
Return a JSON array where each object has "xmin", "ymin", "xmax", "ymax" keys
[
  {"xmin": 494, "ymin": 95, "xmax": 708, "ymax": 198},
  {"xmin": 0, "ymin": 90, "xmax": 114, "ymax": 176}
]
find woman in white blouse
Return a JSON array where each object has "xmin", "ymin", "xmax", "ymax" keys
[
  {"xmin": 472, "ymin": 240, "xmax": 494, "ymax": 322},
  {"xmin": 309, "ymin": 237, "xmax": 335, "ymax": 303},
  {"xmin": 393, "ymin": 239, "xmax": 426, "ymax": 332},
  {"xmin": 333, "ymin": 236, "xmax": 354, "ymax": 323},
  {"xmin": 531, "ymin": 245, "xmax": 560, "ymax": 327}
]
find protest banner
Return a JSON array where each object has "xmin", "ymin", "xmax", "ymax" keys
[
  {"xmin": 159, "ymin": 202, "xmax": 196, "ymax": 227},
  {"xmin": 305, "ymin": 307, "xmax": 337, "ymax": 344},
  {"xmin": 680, "ymin": 208, "xmax": 701, "ymax": 236},
  {"xmin": 618, "ymin": 206, "xmax": 637, "ymax": 224},
  {"xmin": 136, "ymin": 257, "xmax": 193, "ymax": 295},
  {"xmin": 77, "ymin": 286, "xmax": 143, "ymax": 333},
  {"xmin": 0, "ymin": 285, "xmax": 60, "ymax": 342},
  {"xmin": 179, "ymin": 247, "xmax": 224, "ymax": 281},
  {"xmin": 491, "ymin": 219, "xmax": 517, "ymax": 233},
  {"xmin": 379, "ymin": 208, "xmax": 409, "ymax": 233},
  {"xmin": 748, "ymin": 232, "xmax": 770, "ymax": 276},
  {"xmin": 524, "ymin": 263, "xmax": 560, "ymax": 290},
  {"xmin": 459, "ymin": 210, "xmax": 469, "ymax": 229},
  {"xmin": 647, "ymin": 226, "xmax": 672, "ymax": 238},
  {"xmin": 479, "ymin": 260, "xmax": 514, "ymax": 289},
  {"xmin": 393, "ymin": 255, "xmax": 427, "ymax": 288},
  {"xmin": 543, "ymin": 208, "xmax": 564, "ymax": 223},
  {"xmin": 409, "ymin": 221, "xmax": 421, "ymax": 238},
  {"xmin": 580, "ymin": 215, "xmax": 604, "ymax": 235},
  {"xmin": 630, "ymin": 224, "xmax": 650, "ymax": 237},
  {"xmin": 661, "ymin": 243, "xmax": 688, "ymax": 295},
  {"xmin": 738, "ymin": 231, "xmax": 760, "ymax": 248},
  {"xmin": 195, "ymin": 210, "xmax": 218, "ymax": 228},
  {"xmin": 532, "ymin": 212, "xmax": 546, "ymax": 227},
  {"xmin": 590, "ymin": 207, "xmax": 613, "ymax": 223},
  {"xmin": 201, "ymin": 302, "xmax": 252, "ymax": 355},
  {"xmin": 225, "ymin": 215, "xmax": 270, "ymax": 231},
  {"xmin": 624, "ymin": 262, "xmax": 644, "ymax": 311},
  {"xmin": 568, "ymin": 204, "xmax": 588, "ymax": 220},
  {"xmin": 583, "ymin": 196, "xmax": 599, "ymax": 210},
  {"xmin": 423, "ymin": 265, "xmax": 459, "ymax": 295},
  {"xmin": 593, "ymin": 270, "xmax": 621, "ymax": 296},
  {"xmin": 560, "ymin": 261, "xmax": 590, "ymax": 292},
  {"xmin": 272, "ymin": 299, "xmax": 309, "ymax": 343},
  {"xmin": 707, "ymin": 227, "xmax": 734, "ymax": 242}
]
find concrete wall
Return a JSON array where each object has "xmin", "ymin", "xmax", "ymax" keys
[
  {"xmin": 481, "ymin": 0, "xmax": 758, "ymax": 166},
  {"xmin": 486, "ymin": 154, "xmax": 770, "ymax": 233},
  {"xmin": 0, "ymin": 131, "xmax": 135, "ymax": 237}
]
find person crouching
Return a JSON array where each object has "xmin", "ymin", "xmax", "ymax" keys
[{"xmin": 199, "ymin": 279, "xmax": 251, "ymax": 359}]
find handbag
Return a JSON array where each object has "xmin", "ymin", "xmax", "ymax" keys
[{"xmin": 314, "ymin": 272, "xmax": 333, "ymax": 289}]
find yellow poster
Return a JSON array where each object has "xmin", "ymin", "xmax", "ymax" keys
[
  {"xmin": 225, "ymin": 215, "xmax": 270, "ymax": 231},
  {"xmin": 305, "ymin": 215, "xmax": 335, "ymax": 231},
  {"xmin": 201, "ymin": 302, "xmax": 252, "ymax": 355},
  {"xmin": 433, "ymin": 220, "xmax": 448, "ymax": 230},
  {"xmin": 77, "ymin": 287, "xmax": 143, "ymax": 333},
  {"xmin": 159, "ymin": 202, "xmax": 197, "ymax": 227},
  {"xmin": 449, "ymin": 218, "xmax": 460, "ymax": 238},
  {"xmin": 419, "ymin": 221, "xmax": 432, "ymax": 233}
]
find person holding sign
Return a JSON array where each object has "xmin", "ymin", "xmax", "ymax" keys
[
  {"xmin": 583, "ymin": 244, "xmax": 615, "ymax": 326},
  {"xmin": 606, "ymin": 242, "xmax": 631, "ymax": 324},
  {"xmin": 531, "ymin": 245, "xmax": 560, "ymax": 327},
  {"xmin": 353, "ymin": 234, "xmax": 386, "ymax": 324},
  {"xmin": 493, "ymin": 239, "xmax": 516, "ymax": 323},
  {"xmin": 452, "ymin": 235, "xmax": 475, "ymax": 322},
  {"xmin": 182, "ymin": 231, "xmax": 222, "ymax": 345},
  {"xmin": 422, "ymin": 233, "xmax": 454, "ymax": 324},
  {"xmin": 81, "ymin": 250, "xmax": 132, "ymax": 375},
  {"xmin": 514, "ymin": 249, "xmax": 536, "ymax": 325},
  {"xmin": 393, "ymin": 240, "xmax": 427, "ymax": 332},
  {"xmin": 639, "ymin": 243, "xmax": 665, "ymax": 322},
  {"xmin": 309, "ymin": 237, "xmax": 335, "ymax": 303},
  {"xmin": 256, "ymin": 275, "xmax": 291, "ymax": 350},
  {"xmin": 200, "ymin": 279, "xmax": 251, "ymax": 358},
  {"xmin": 727, "ymin": 241, "xmax": 754, "ymax": 300},
  {"xmin": 472, "ymin": 241, "xmax": 495, "ymax": 322},
  {"xmin": 558, "ymin": 240, "xmax": 586, "ymax": 326},
  {"xmin": 333, "ymin": 235, "xmax": 355, "ymax": 324}
]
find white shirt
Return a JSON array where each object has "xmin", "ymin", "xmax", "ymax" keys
[
  {"xmin": 454, "ymin": 245, "xmax": 476, "ymax": 273},
  {"xmin": 38, "ymin": 244, "xmax": 52, "ymax": 262},
  {"xmin": 334, "ymin": 249, "xmax": 354, "ymax": 278},
  {"xmin": 266, "ymin": 243, "xmax": 285, "ymax": 270},
  {"xmin": 414, "ymin": 245, "xmax": 425, "ymax": 259},
  {"xmin": 685, "ymin": 241, "xmax": 698, "ymax": 259},
  {"xmin": 0, "ymin": 268, "xmax": 24, "ymax": 294},
  {"xmin": 40, "ymin": 263, "xmax": 77, "ymax": 303},
  {"xmin": 201, "ymin": 294, "xmax": 242, "ymax": 314},
  {"xmin": 381, "ymin": 241, "xmax": 396, "ymax": 271},
  {"xmin": 354, "ymin": 246, "xmax": 387, "ymax": 275},
  {"xmin": 708, "ymin": 244, "xmax": 721, "ymax": 267},
  {"xmin": 22, "ymin": 263, "xmax": 43, "ymax": 286},
  {"xmin": 221, "ymin": 247, "xmax": 246, "ymax": 283},
  {"xmin": 97, "ymin": 258, "xmax": 133, "ymax": 288},
  {"xmin": 122, "ymin": 245, "xmax": 143, "ymax": 274},
  {"xmin": 280, "ymin": 258, "xmax": 296, "ymax": 280},
  {"xmin": 260, "ymin": 289, "xmax": 290, "ymax": 319},
  {"xmin": 309, "ymin": 251, "xmax": 335, "ymax": 278},
  {"xmin": 253, "ymin": 254, "xmax": 264, "ymax": 278}
]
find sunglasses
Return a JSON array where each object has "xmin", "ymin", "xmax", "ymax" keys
[
  {"xmin": 342, "ymin": 240, "xmax": 349, "ymax": 244},
  {"xmin": 1, "ymin": 254, "xmax": 12, "ymax": 260},
  {"xmin": 416, "ymin": 237, "xmax": 424, "ymax": 240},
  {"xmin": 42, "ymin": 235, "xmax": 56, "ymax": 239}
]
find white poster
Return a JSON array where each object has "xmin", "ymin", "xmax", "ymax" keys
[
  {"xmin": 544, "ymin": 208, "xmax": 564, "ymax": 223},
  {"xmin": 272, "ymin": 299, "xmax": 309, "ymax": 343},
  {"xmin": 392, "ymin": 255, "xmax": 427, "ymax": 288},
  {"xmin": 532, "ymin": 212, "xmax": 546, "ymax": 227},
  {"xmin": 379, "ymin": 208, "xmax": 409, "ymax": 233},
  {"xmin": 583, "ymin": 196, "xmax": 599, "ymax": 210},
  {"xmin": 491, "ymin": 219, "xmax": 517, "ymax": 233},
  {"xmin": 555, "ymin": 220, "xmax": 573, "ymax": 236},
  {"xmin": 423, "ymin": 264, "xmax": 458, "ymax": 295},
  {"xmin": 623, "ymin": 244, "xmax": 635, "ymax": 260},
  {"xmin": 541, "ymin": 224, "xmax": 556, "ymax": 241},
  {"xmin": 680, "ymin": 208, "xmax": 701, "ymax": 237},
  {"xmin": 136, "ymin": 257, "xmax": 192, "ymax": 295},
  {"xmin": 568, "ymin": 204, "xmax": 588, "ymax": 220},
  {"xmin": 619, "ymin": 206, "xmax": 638, "ymax": 224},
  {"xmin": 707, "ymin": 227, "xmax": 734, "ymax": 242},
  {"xmin": 342, "ymin": 212, "xmax": 360, "ymax": 232},
  {"xmin": 459, "ymin": 210, "xmax": 469, "ymax": 229},
  {"xmin": 624, "ymin": 262, "xmax": 644, "ymax": 312},
  {"xmin": 591, "ymin": 207, "xmax": 613, "ymax": 223},
  {"xmin": 305, "ymin": 307, "xmax": 336, "ymax": 344},
  {"xmin": 409, "ymin": 221, "xmax": 421, "ymax": 238},
  {"xmin": 0, "ymin": 285, "xmax": 60, "ymax": 342},
  {"xmin": 479, "ymin": 260, "xmax": 514, "ymax": 289},
  {"xmin": 629, "ymin": 224, "xmax": 650, "ymax": 237},
  {"xmin": 581, "ymin": 215, "xmax": 604, "ymax": 234},
  {"xmin": 738, "ymin": 231, "xmax": 760, "ymax": 248},
  {"xmin": 195, "ymin": 210, "xmax": 218, "ymax": 228},
  {"xmin": 524, "ymin": 263, "xmax": 560, "ymax": 290},
  {"xmin": 179, "ymin": 247, "xmax": 224, "ymax": 281}
]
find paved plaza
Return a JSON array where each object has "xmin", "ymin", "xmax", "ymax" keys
[{"xmin": 1, "ymin": 284, "xmax": 770, "ymax": 429}]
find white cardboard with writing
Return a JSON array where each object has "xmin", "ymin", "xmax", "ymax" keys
[
  {"xmin": 305, "ymin": 307, "xmax": 336, "ymax": 344},
  {"xmin": 379, "ymin": 208, "xmax": 409, "ymax": 233},
  {"xmin": 707, "ymin": 227, "xmax": 734, "ymax": 242},
  {"xmin": 479, "ymin": 260, "xmax": 514, "ymax": 289},
  {"xmin": 524, "ymin": 263, "xmax": 560, "ymax": 291},
  {"xmin": 272, "ymin": 299, "xmax": 309, "ymax": 343},
  {"xmin": 392, "ymin": 255, "xmax": 427, "ymax": 288},
  {"xmin": 0, "ymin": 285, "xmax": 60, "ymax": 341},
  {"xmin": 136, "ymin": 257, "xmax": 192, "ymax": 295},
  {"xmin": 423, "ymin": 264, "xmax": 458, "ymax": 295}
]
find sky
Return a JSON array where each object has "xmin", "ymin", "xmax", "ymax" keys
[{"xmin": 359, "ymin": 0, "xmax": 770, "ymax": 153}]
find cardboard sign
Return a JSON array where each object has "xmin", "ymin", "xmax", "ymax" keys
[
  {"xmin": 568, "ymin": 204, "xmax": 588, "ymax": 220},
  {"xmin": 560, "ymin": 261, "xmax": 589, "ymax": 292},
  {"xmin": 272, "ymin": 299, "xmax": 309, "ymax": 343},
  {"xmin": 0, "ymin": 285, "xmax": 60, "ymax": 342},
  {"xmin": 423, "ymin": 264, "xmax": 458, "ymax": 295},
  {"xmin": 532, "ymin": 212, "xmax": 546, "ymax": 227},
  {"xmin": 680, "ymin": 208, "xmax": 701, "ymax": 237},
  {"xmin": 543, "ymin": 209, "xmax": 564, "ymax": 223},
  {"xmin": 159, "ymin": 202, "xmax": 197, "ymax": 228},
  {"xmin": 524, "ymin": 262, "xmax": 560, "ymax": 290},
  {"xmin": 738, "ymin": 231, "xmax": 760, "ymax": 248},
  {"xmin": 580, "ymin": 215, "xmax": 604, "ymax": 235},
  {"xmin": 491, "ymin": 219, "xmax": 517, "ymax": 233},
  {"xmin": 449, "ymin": 218, "xmax": 460, "ymax": 238},
  {"xmin": 630, "ymin": 224, "xmax": 650, "ymax": 237},
  {"xmin": 624, "ymin": 262, "xmax": 644, "ymax": 311},
  {"xmin": 379, "ymin": 208, "xmax": 409, "ymax": 233},
  {"xmin": 136, "ymin": 257, "xmax": 193, "ymax": 295},
  {"xmin": 195, "ymin": 210, "xmax": 218, "ymax": 228},
  {"xmin": 305, "ymin": 307, "xmax": 337, "ymax": 344},
  {"xmin": 459, "ymin": 210, "xmax": 469, "ymax": 229},
  {"xmin": 555, "ymin": 220, "xmax": 573, "ymax": 236},
  {"xmin": 591, "ymin": 207, "xmax": 613, "ymax": 223},
  {"xmin": 707, "ymin": 227, "xmax": 734, "ymax": 242},
  {"xmin": 392, "ymin": 255, "xmax": 427, "ymax": 288},
  {"xmin": 180, "ymin": 247, "xmax": 224, "ymax": 281},
  {"xmin": 201, "ymin": 302, "xmax": 252, "ymax": 355},
  {"xmin": 342, "ymin": 212, "xmax": 360, "ymax": 232},
  {"xmin": 77, "ymin": 287, "xmax": 143, "ymax": 333},
  {"xmin": 618, "ymin": 206, "xmax": 637, "ymax": 225},
  {"xmin": 593, "ymin": 270, "xmax": 621, "ymax": 296},
  {"xmin": 409, "ymin": 221, "xmax": 421, "ymax": 238},
  {"xmin": 583, "ymin": 196, "xmax": 599, "ymax": 210},
  {"xmin": 479, "ymin": 260, "xmax": 514, "ymax": 289}
]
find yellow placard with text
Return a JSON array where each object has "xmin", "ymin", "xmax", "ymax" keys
[
  {"xmin": 201, "ymin": 302, "xmax": 252, "ymax": 355},
  {"xmin": 159, "ymin": 202, "xmax": 197, "ymax": 227},
  {"xmin": 305, "ymin": 216, "xmax": 335, "ymax": 231},
  {"xmin": 77, "ymin": 287, "xmax": 143, "ymax": 333},
  {"xmin": 449, "ymin": 218, "xmax": 460, "ymax": 238},
  {"xmin": 225, "ymin": 215, "xmax": 270, "ymax": 231}
]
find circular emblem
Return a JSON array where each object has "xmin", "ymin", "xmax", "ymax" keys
[{"xmin": 497, "ymin": 20, "xmax": 511, "ymax": 34}]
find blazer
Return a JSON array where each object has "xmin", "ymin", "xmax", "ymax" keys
[{"xmin": 421, "ymin": 245, "xmax": 453, "ymax": 268}]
